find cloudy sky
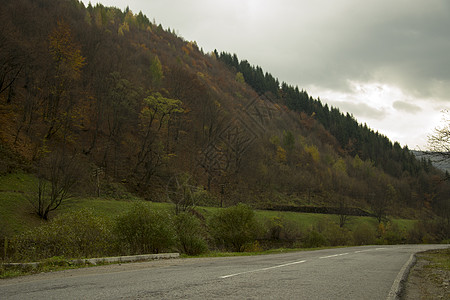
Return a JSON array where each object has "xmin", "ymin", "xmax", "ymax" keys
[{"xmin": 84, "ymin": 0, "xmax": 450, "ymax": 150}]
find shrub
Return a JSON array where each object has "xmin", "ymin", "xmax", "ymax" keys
[
  {"xmin": 302, "ymin": 230, "xmax": 327, "ymax": 248},
  {"xmin": 383, "ymin": 222, "xmax": 406, "ymax": 245},
  {"xmin": 208, "ymin": 203, "xmax": 262, "ymax": 252},
  {"xmin": 114, "ymin": 202, "xmax": 175, "ymax": 254},
  {"xmin": 174, "ymin": 212, "xmax": 208, "ymax": 255},
  {"xmin": 11, "ymin": 209, "xmax": 113, "ymax": 261},
  {"xmin": 323, "ymin": 224, "xmax": 353, "ymax": 246},
  {"xmin": 265, "ymin": 215, "xmax": 303, "ymax": 241},
  {"xmin": 353, "ymin": 223, "xmax": 376, "ymax": 245},
  {"xmin": 314, "ymin": 217, "xmax": 352, "ymax": 246}
]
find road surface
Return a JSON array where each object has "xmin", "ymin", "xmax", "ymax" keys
[{"xmin": 1, "ymin": 244, "xmax": 448, "ymax": 299}]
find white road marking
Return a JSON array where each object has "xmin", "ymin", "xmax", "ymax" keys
[
  {"xmin": 219, "ymin": 260, "xmax": 307, "ymax": 279},
  {"xmin": 354, "ymin": 250, "xmax": 372, "ymax": 253},
  {"xmin": 387, "ymin": 253, "xmax": 415, "ymax": 300},
  {"xmin": 319, "ymin": 253, "xmax": 349, "ymax": 259},
  {"xmin": 220, "ymin": 248, "xmax": 387, "ymax": 279}
]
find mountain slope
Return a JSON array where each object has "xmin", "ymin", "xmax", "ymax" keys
[{"xmin": 0, "ymin": 0, "xmax": 448, "ymax": 220}]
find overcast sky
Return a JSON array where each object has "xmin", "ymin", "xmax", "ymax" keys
[{"xmin": 83, "ymin": 0, "xmax": 450, "ymax": 150}]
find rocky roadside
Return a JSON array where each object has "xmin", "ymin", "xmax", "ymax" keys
[{"xmin": 402, "ymin": 248, "xmax": 450, "ymax": 299}]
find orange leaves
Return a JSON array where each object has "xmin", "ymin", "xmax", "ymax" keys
[{"xmin": 49, "ymin": 20, "xmax": 86, "ymax": 80}]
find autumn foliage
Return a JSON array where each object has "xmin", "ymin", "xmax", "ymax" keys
[{"xmin": 0, "ymin": 0, "xmax": 448, "ymax": 226}]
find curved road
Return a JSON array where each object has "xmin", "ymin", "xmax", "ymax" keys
[{"xmin": 1, "ymin": 244, "xmax": 448, "ymax": 299}]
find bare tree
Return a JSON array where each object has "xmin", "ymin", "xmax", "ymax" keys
[
  {"xmin": 166, "ymin": 173, "xmax": 197, "ymax": 215},
  {"xmin": 337, "ymin": 195, "xmax": 351, "ymax": 228},
  {"xmin": 428, "ymin": 110, "xmax": 450, "ymax": 162},
  {"xmin": 29, "ymin": 151, "xmax": 80, "ymax": 220}
]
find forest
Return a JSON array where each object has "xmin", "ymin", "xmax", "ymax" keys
[{"xmin": 0, "ymin": 0, "xmax": 449, "ymax": 234}]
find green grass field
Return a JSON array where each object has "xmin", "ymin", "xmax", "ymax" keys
[{"xmin": 0, "ymin": 172, "xmax": 417, "ymax": 239}]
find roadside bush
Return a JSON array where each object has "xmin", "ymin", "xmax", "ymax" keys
[
  {"xmin": 302, "ymin": 230, "xmax": 327, "ymax": 248},
  {"xmin": 323, "ymin": 224, "xmax": 353, "ymax": 246},
  {"xmin": 114, "ymin": 202, "xmax": 175, "ymax": 254},
  {"xmin": 11, "ymin": 209, "xmax": 113, "ymax": 261},
  {"xmin": 353, "ymin": 223, "xmax": 376, "ymax": 245},
  {"xmin": 313, "ymin": 217, "xmax": 352, "ymax": 246},
  {"xmin": 174, "ymin": 212, "xmax": 208, "ymax": 255},
  {"xmin": 208, "ymin": 203, "xmax": 263, "ymax": 252},
  {"xmin": 265, "ymin": 215, "xmax": 303, "ymax": 241},
  {"xmin": 1, "ymin": 221, "xmax": 13, "ymax": 261},
  {"xmin": 192, "ymin": 189, "xmax": 217, "ymax": 207},
  {"xmin": 407, "ymin": 218, "xmax": 449, "ymax": 244},
  {"xmin": 382, "ymin": 222, "xmax": 406, "ymax": 245}
]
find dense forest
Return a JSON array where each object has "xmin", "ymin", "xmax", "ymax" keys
[{"xmin": 0, "ymin": 0, "xmax": 448, "ymax": 226}]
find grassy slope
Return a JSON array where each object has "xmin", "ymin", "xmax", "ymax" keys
[{"xmin": 0, "ymin": 172, "xmax": 416, "ymax": 237}]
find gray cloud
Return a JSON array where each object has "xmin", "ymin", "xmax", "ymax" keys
[
  {"xmin": 326, "ymin": 100, "xmax": 387, "ymax": 121},
  {"xmin": 393, "ymin": 101, "xmax": 422, "ymax": 114}
]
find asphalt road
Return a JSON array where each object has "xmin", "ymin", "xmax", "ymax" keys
[{"xmin": 1, "ymin": 244, "xmax": 448, "ymax": 299}]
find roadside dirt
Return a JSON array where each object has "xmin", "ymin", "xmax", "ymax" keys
[{"xmin": 402, "ymin": 249, "xmax": 450, "ymax": 299}]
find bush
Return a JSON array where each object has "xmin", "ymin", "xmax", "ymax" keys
[
  {"xmin": 174, "ymin": 212, "xmax": 208, "ymax": 255},
  {"xmin": 11, "ymin": 209, "xmax": 113, "ymax": 261},
  {"xmin": 208, "ymin": 203, "xmax": 262, "ymax": 252},
  {"xmin": 114, "ymin": 202, "xmax": 175, "ymax": 254},
  {"xmin": 353, "ymin": 223, "xmax": 376, "ymax": 245},
  {"xmin": 383, "ymin": 222, "xmax": 406, "ymax": 245},
  {"xmin": 303, "ymin": 230, "xmax": 327, "ymax": 248},
  {"xmin": 265, "ymin": 215, "xmax": 303, "ymax": 242},
  {"xmin": 407, "ymin": 218, "xmax": 449, "ymax": 244},
  {"xmin": 323, "ymin": 225, "xmax": 353, "ymax": 246},
  {"xmin": 314, "ymin": 217, "xmax": 352, "ymax": 246},
  {"xmin": 302, "ymin": 230, "xmax": 327, "ymax": 248}
]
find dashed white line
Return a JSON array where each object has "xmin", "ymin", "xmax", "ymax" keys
[
  {"xmin": 355, "ymin": 250, "xmax": 372, "ymax": 253},
  {"xmin": 219, "ymin": 260, "xmax": 307, "ymax": 279},
  {"xmin": 319, "ymin": 253, "xmax": 349, "ymax": 259},
  {"xmin": 220, "ymin": 248, "xmax": 388, "ymax": 279}
]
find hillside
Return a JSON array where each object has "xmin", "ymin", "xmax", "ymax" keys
[
  {"xmin": 0, "ymin": 0, "xmax": 449, "ymax": 223},
  {"xmin": 412, "ymin": 151, "xmax": 450, "ymax": 173}
]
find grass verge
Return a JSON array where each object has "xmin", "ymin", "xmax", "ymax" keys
[{"xmin": 403, "ymin": 248, "xmax": 450, "ymax": 299}]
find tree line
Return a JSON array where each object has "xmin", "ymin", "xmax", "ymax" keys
[{"xmin": 216, "ymin": 51, "xmax": 433, "ymax": 178}]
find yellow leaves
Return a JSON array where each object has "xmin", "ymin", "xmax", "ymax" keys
[
  {"xmin": 124, "ymin": 10, "xmax": 137, "ymax": 28},
  {"xmin": 352, "ymin": 154, "xmax": 363, "ymax": 169},
  {"xmin": 140, "ymin": 92, "xmax": 184, "ymax": 132},
  {"xmin": 150, "ymin": 56, "xmax": 163, "ymax": 87},
  {"xmin": 181, "ymin": 45, "xmax": 190, "ymax": 55},
  {"xmin": 269, "ymin": 135, "xmax": 280, "ymax": 146},
  {"xmin": 196, "ymin": 71, "xmax": 206, "ymax": 79},
  {"xmin": 333, "ymin": 158, "xmax": 347, "ymax": 174},
  {"xmin": 304, "ymin": 144, "xmax": 320, "ymax": 163},
  {"xmin": 276, "ymin": 146, "xmax": 287, "ymax": 163},
  {"xmin": 235, "ymin": 72, "xmax": 245, "ymax": 84},
  {"xmin": 118, "ymin": 22, "xmax": 129, "ymax": 36},
  {"xmin": 49, "ymin": 20, "xmax": 86, "ymax": 80}
]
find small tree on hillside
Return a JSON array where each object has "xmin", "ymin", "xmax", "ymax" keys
[
  {"xmin": 29, "ymin": 150, "xmax": 80, "ymax": 220},
  {"xmin": 371, "ymin": 184, "xmax": 396, "ymax": 224}
]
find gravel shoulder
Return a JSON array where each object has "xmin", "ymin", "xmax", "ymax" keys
[{"xmin": 402, "ymin": 248, "xmax": 450, "ymax": 299}]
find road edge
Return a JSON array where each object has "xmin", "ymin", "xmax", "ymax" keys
[
  {"xmin": 386, "ymin": 253, "xmax": 416, "ymax": 300},
  {"xmin": 2, "ymin": 253, "xmax": 180, "ymax": 268}
]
